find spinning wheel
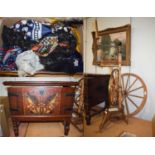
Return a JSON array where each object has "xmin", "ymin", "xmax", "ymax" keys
[
  {"xmin": 99, "ymin": 46, "xmax": 148, "ymax": 130},
  {"xmin": 109, "ymin": 69, "xmax": 147, "ymax": 117}
]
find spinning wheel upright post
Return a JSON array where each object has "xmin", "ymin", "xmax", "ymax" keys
[{"xmin": 117, "ymin": 44, "xmax": 123, "ymax": 110}]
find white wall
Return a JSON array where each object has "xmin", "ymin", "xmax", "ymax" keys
[
  {"xmin": 84, "ymin": 17, "xmax": 131, "ymax": 74},
  {"xmin": 84, "ymin": 17, "xmax": 155, "ymax": 121},
  {"xmin": 129, "ymin": 17, "xmax": 155, "ymax": 120}
]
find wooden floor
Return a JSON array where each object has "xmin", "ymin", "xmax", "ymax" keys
[
  {"xmin": 84, "ymin": 112, "xmax": 152, "ymax": 137},
  {"xmin": 9, "ymin": 121, "xmax": 83, "ymax": 137},
  {"xmin": 7, "ymin": 113, "xmax": 153, "ymax": 137}
]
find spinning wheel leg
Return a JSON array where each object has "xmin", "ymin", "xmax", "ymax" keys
[
  {"xmin": 120, "ymin": 106, "xmax": 128, "ymax": 124},
  {"xmin": 99, "ymin": 110, "xmax": 110, "ymax": 131},
  {"xmin": 99, "ymin": 106, "xmax": 128, "ymax": 131}
]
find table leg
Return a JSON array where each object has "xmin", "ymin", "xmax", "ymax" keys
[
  {"xmin": 64, "ymin": 121, "xmax": 70, "ymax": 136},
  {"xmin": 12, "ymin": 120, "xmax": 19, "ymax": 137}
]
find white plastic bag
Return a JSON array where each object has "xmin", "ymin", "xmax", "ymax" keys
[{"xmin": 16, "ymin": 50, "xmax": 44, "ymax": 77}]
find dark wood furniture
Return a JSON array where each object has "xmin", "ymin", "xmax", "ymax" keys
[
  {"xmin": 3, "ymin": 81, "xmax": 78, "ymax": 136},
  {"xmin": 0, "ymin": 71, "xmax": 83, "ymax": 77},
  {"xmin": 83, "ymin": 74, "xmax": 110, "ymax": 125}
]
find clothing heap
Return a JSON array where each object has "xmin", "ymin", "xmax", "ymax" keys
[{"xmin": 0, "ymin": 19, "xmax": 83, "ymax": 76}]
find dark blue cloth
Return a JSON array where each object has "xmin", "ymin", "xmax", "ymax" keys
[
  {"xmin": 69, "ymin": 50, "xmax": 83, "ymax": 73},
  {"xmin": 40, "ymin": 46, "xmax": 83, "ymax": 74},
  {"xmin": 11, "ymin": 19, "xmax": 52, "ymax": 41}
]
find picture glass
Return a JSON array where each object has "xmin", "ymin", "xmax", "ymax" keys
[
  {"xmin": 97, "ymin": 32, "xmax": 126, "ymax": 61},
  {"xmin": 92, "ymin": 25, "xmax": 131, "ymax": 66}
]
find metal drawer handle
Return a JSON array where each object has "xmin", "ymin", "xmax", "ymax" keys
[{"xmin": 8, "ymin": 92, "xmax": 21, "ymax": 97}]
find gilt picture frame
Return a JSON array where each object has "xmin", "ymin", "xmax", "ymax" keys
[{"xmin": 92, "ymin": 24, "xmax": 131, "ymax": 66}]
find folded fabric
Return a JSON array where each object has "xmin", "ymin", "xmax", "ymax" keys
[
  {"xmin": 2, "ymin": 25, "xmax": 37, "ymax": 51},
  {"xmin": 0, "ymin": 47, "xmax": 23, "ymax": 71},
  {"xmin": 49, "ymin": 21, "xmax": 77, "ymax": 49},
  {"xmin": 32, "ymin": 36, "xmax": 58, "ymax": 57},
  {"xmin": 11, "ymin": 19, "xmax": 52, "ymax": 41},
  {"xmin": 1, "ymin": 19, "xmax": 83, "ymax": 74},
  {"xmin": 55, "ymin": 26, "xmax": 77, "ymax": 50},
  {"xmin": 40, "ymin": 46, "xmax": 83, "ymax": 74},
  {"xmin": 16, "ymin": 50, "xmax": 44, "ymax": 77}
]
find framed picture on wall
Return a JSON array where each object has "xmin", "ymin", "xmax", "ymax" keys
[{"xmin": 92, "ymin": 24, "xmax": 131, "ymax": 66}]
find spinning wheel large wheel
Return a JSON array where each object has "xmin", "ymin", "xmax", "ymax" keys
[
  {"xmin": 121, "ymin": 73, "xmax": 147, "ymax": 116},
  {"xmin": 109, "ymin": 69, "xmax": 147, "ymax": 117}
]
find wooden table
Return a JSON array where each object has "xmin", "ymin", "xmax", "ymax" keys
[{"xmin": 83, "ymin": 74, "xmax": 110, "ymax": 125}]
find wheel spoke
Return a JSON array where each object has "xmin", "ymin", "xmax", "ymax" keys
[
  {"xmin": 117, "ymin": 73, "xmax": 147, "ymax": 116},
  {"xmin": 128, "ymin": 86, "xmax": 144, "ymax": 93},
  {"xmin": 125, "ymin": 74, "xmax": 130, "ymax": 90},
  {"xmin": 127, "ymin": 96, "xmax": 139, "ymax": 108},
  {"xmin": 121, "ymin": 76, "xmax": 125, "ymax": 90},
  {"xmin": 124, "ymin": 97, "xmax": 130, "ymax": 115},
  {"xmin": 128, "ymin": 94, "xmax": 144, "ymax": 99},
  {"xmin": 127, "ymin": 78, "xmax": 138, "ymax": 91}
]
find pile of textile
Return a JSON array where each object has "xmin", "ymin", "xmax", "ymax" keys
[{"xmin": 0, "ymin": 19, "xmax": 83, "ymax": 76}]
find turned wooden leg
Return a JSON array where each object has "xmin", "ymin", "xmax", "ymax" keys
[
  {"xmin": 86, "ymin": 115, "xmax": 91, "ymax": 125},
  {"xmin": 99, "ymin": 110, "xmax": 110, "ymax": 131},
  {"xmin": 12, "ymin": 120, "xmax": 19, "ymax": 137},
  {"xmin": 122, "ymin": 110, "xmax": 128, "ymax": 124},
  {"xmin": 64, "ymin": 121, "xmax": 70, "ymax": 136}
]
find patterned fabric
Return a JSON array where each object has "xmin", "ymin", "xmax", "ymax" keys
[
  {"xmin": 56, "ymin": 26, "xmax": 77, "ymax": 50},
  {"xmin": 50, "ymin": 19, "xmax": 82, "ymax": 52},
  {"xmin": 0, "ymin": 19, "xmax": 83, "ymax": 74},
  {"xmin": 11, "ymin": 19, "xmax": 52, "ymax": 41},
  {"xmin": 32, "ymin": 36, "xmax": 58, "ymax": 57},
  {"xmin": 0, "ymin": 48, "xmax": 23, "ymax": 71},
  {"xmin": 2, "ymin": 25, "xmax": 36, "ymax": 51}
]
